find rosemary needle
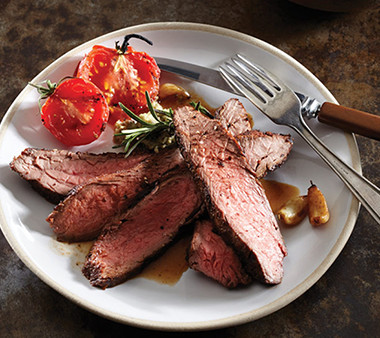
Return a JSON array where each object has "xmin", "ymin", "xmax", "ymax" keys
[{"xmin": 189, "ymin": 101, "xmax": 214, "ymax": 119}]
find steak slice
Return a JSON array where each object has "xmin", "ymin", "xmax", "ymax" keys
[
  {"xmin": 10, "ymin": 148, "xmax": 152, "ymax": 204},
  {"xmin": 173, "ymin": 106, "xmax": 287, "ymax": 284},
  {"xmin": 82, "ymin": 168, "xmax": 203, "ymax": 288},
  {"xmin": 214, "ymin": 98, "xmax": 251, "ymax": 136},
  {"xmin": 188, "ymin": 219, "xmax": 252, "ymax": 288},
  {"xmin": 214, "ymin": 99, "xmax": 292, "ymax": 179},
  {"xmin": 237, "ymin": 130, "xmax": 293, "ymax": 179},
  {"xmin": 47, "ymin": 147, "xmax": 183, "ymax": 242}
]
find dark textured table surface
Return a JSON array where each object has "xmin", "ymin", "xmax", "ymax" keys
[{"xmin": 0, "ymin": 1, "xmax": 379, "ymax": 337}]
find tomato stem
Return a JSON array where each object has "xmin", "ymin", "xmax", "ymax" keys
[
  {"xmin": 28, "ymin": 80, "xmax": 58, "ymax": 110},
  {"xmin": 116, "ymin": 34, "xmax": 153, "ymax": 54},
  {"xmin": 28, "ymin": 80, "xmax": 57, "ymax": 99},
  {"xmin": 29, "ymin": 77, "xmax": 75, "ymax": 110}
]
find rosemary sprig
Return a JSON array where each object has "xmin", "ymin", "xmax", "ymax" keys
[
  {"xmin": 114, "ymin": 93, "xmax": 214, "ymax": 157},
  {"xmin": 113, "ymin": 92, "xmax": 173, "ymax": 156},
  {"xmin": 189, "ymin": 101, "xmax": 214, "ymax": 119}
]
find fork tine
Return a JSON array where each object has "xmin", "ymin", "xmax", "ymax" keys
[
  {"xmin": 219, "ymin": 64, "xmax": 267, "ymax": 111},
  {"xmin": 235, "ymin": 54, "xmax": 282, "ymax": 92},
  {"xmin": 223, "ymin": 61, "xmax": 275, "ymax": 102},
  {"xmin": 230, "ymin": 57, "xmax": 275, "ymax": 98},
  {"xmin": 221, "ymin": 63, "xmax": 267, "ymax": 103}
]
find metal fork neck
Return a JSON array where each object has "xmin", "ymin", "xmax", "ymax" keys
[{"xmin": 300, "ymin": 97, "xmax": 321, "ymax": 119}]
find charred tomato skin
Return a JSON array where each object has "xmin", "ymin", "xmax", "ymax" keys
[
  {"xmin": 41, "ymin": 78, "xmax": 109, "ymax": 146},
  {"xmin": 76, "ymin": 45, "xmax": 161, "ymax": 125}
]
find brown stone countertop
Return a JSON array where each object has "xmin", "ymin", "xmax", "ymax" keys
[{"xmin": 0, "ymin": 1, "xmax": 379, "ymax": 336}]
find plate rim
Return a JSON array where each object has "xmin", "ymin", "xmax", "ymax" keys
[{"xmin": 0, "ymin": 21, "xmax": 361, "ymax": 331}]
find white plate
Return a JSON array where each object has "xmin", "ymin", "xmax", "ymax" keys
[{"xmin": 0, "ymin": 22, "xmax": 360, "ymax": 331}]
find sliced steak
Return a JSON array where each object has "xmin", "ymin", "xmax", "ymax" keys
[
  {"xmin": 237, "ymin": 130, "xmax": 293, "ymax": 179},
  {"xmin": 47, "ymin": 147, "xmax": 183, "ymax": 242},
  {"xmin": 214, "ymin": 98, "xmax": 251, "ymax": 136},
  {"xmin": 173, "ymin": 106, "xmax": 287, "ymax": 284},
  {"xmin": 188, "ymin": 219, "xmax": 252, "ymax": 288},
  {"xmin": 82, "ymin": 168, "xmax": 203, "ymax": 288},
  {"xmin": 10, "ymin": 148, "xmax": 152, "ymax": 203},
  {"xmin": 10, "ymin": 100, "xmax": 291, "ymax": 205}
]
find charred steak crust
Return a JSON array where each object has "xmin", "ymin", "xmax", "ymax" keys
[
  {"xmin": 9, "ymin": 147, "xmax": 152, "ymax": 204},
  {"xmin": 47, "ymin": 147, "xmax": 184, "ymax": 243},
  {"xmin": 82, "ymin": 169, "xmax": 203, "ymax": 289},
  {"xmin": 173, "ymin": 106, "xmax": 287, "ymax": 284},
  {"xmin": 17, "ymin": 176, "xmax": 66, "ymax": 205}
]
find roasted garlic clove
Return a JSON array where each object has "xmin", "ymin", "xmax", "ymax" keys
[
  {"xmin": 307, "ymin": 183, "xmax": 330, "ymax": 226},
  {"xmin": 277, "ymin": 195, "xmax": 308, "ymax": 226},
  {"xmin": 159, "ymin": 83, "xmax": 190, "ymax": 99}
]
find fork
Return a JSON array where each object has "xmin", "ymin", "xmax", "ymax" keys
[{"xmin": 219, "ymin": 54, "xmax": 380, "ymax": 224}]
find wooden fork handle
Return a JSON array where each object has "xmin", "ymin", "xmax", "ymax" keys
[{"xmin": 318, "ymin": 102, "xmax": 380, "ymax": 141}]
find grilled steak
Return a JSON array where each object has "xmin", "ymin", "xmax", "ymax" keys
[
  {"xmin": 10, "ymin": 148, "xmax": 152, "ymax": 203},
  {"xmin": 47, "ymin": 147, "xmax": 183, "ymax": 242},
  {"xmin": 237, "ymin": 130, "xmax": 293, "ymax": 179},
  {"xmin": 82, "ymin": 168, "xmax": 203, "ymax": 288},
  {"xmin": 188, "ymin": 219, "xmax": 252, "ymax": 288},
  {"xmin": 214, "ymin": 98, "xmax": 251, "ymax": 136},
  {"xmin": 173, "ymin": 106, "xmax": 287, "ymax": 284}
]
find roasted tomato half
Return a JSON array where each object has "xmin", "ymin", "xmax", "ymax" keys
[
  {"xmin": 37, "ymin": 78, "xmax": 109, "ymax": 146},
  {"xmin": 76, "ymin": 34, "xmax": 161, "ymax": 124}
]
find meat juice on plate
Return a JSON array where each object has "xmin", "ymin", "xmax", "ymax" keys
[
  {"xmin": 50, "ymin": 240, "xmax": 94, "ymax": 270},
  {"xmin": 260, "ymin": 180, "xmax": 300, "ymax": 213},
  {"xmin": 137, "ymin": 235, "xmax": 192, "ymax": 285}
]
